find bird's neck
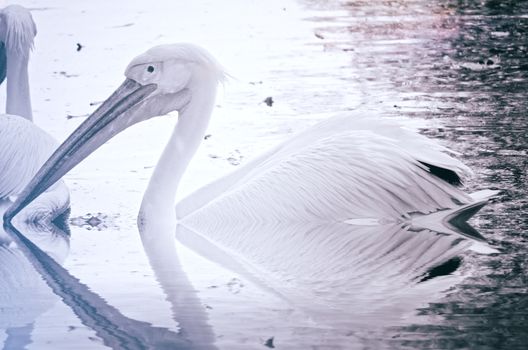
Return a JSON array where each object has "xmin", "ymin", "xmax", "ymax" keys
[
  {"xmin": 6, "ymin": 51, "xmax": 32, "ymax": 120},
  {"xmin": 140, "ymin": 78, "xmax": 218, "ymax": 221}
]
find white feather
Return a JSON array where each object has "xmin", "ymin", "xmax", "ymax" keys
[
  {"xmin": 8, "ymin": 43, "xmax": 495, "ymax": 323},
  {"xmin": 0, "ymin": 115, "xmax": 69, "ymax": 222},
  {"xmin": 0, "ymin": 5, "xmax": 36, "ymax": 58},
  {"xmin": 178, "ymin": 113, "xmax": 473, "ymax": 227},
  {"xmin": 0, "ymin": 6, "xmax": 69, "ymax": 222}
]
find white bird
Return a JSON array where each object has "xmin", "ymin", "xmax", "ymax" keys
[
  {"xmin": 0, "ymin": 5, "xmax": 34, "ymax": 121},
  {"xmin": 0, "ymin": 5, "xmax": 69, "ymax": 225},
  {"xmin": 3, "ymin": 44, "xmax": 498, "ymax": 324},
  {"xmin": 5, "ymin": 43, "xmax": 496, "ymax": 232}
]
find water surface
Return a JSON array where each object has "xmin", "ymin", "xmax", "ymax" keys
[
  {"xmin": 1, "ymin": 0, "xmax": 527, "ymax": 349},
  {"xmin": 300, "ymin": 0, "xmax": 527, "ymax": 348}
]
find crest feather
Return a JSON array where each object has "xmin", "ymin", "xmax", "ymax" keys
[{"xmin": 0, "ymin": 5, "xmax": 37, "ymax": 58}]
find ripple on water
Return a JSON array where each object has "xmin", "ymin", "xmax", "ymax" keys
[{"xmin": 299, "ymin": 0, "xmax": 527, "ymax": 348}]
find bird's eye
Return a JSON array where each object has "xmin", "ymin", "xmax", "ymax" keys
[{"xmin": 147, "ymin": 65, "xmax": 155, "ymax": 73}]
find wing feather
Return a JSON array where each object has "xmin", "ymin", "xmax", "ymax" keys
[
  {"xmin": 181, "ymin": 138, "xmax": 471, "ymax": 232},
  {"xmin": 178, "ymin": 113, "xmax": 473, "ymax": 225},
  {"xmin": 0, "ymin": 115, "xmax": 58, "ymax": 199}
]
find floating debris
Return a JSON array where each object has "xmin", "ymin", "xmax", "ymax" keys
[
  {"xmin": 111, "ymin": 23, "xmax": 134, "ymax": 28},
  {"xmin": 204, "ymin": 134, "xmax": 212, "ymax": 140},
  {"xmin": 263, "ymin": 96, "xmax": 274, "ymax": 107},
  {"xmin": 264, "ymin": 337, "xmax": 275, "ymax": 348},
  {"xmin": 490, "ymin": 31, "xmax": 510, "ymax": 37},
  {"xmin": 226, "ymin": 277, "xmax": 244, "ymax": 294},
  {"xmin": 55, "ymin": 71, "xmax": 79, "ymax": 78},
  {"xmin": 76, "ymin": 43, "xmax": 83, "ymax": 52},
  {"xmin": 453, "ymin": 55, "xmax": 501, "ymax": 71},
  {"xmin": 70, "ymin": 212, "xmax": 115, "ymax": 231},
  {"xmin": 66, "ymin": 113, "xmax": 89, "ymax": 119},
  {"xmin": 227, "ymin": 149, "xmax": 243, "ymax": 166}
]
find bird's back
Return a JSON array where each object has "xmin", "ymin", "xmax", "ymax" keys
[
  {"xmin": 0, "ymin": 114, "xmax": 58, "ymax": 200},
  {"xmin": 177, "ymin": 113, "xmax": 473, "ymax": 227}
]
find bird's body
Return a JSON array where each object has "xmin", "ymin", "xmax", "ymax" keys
[
  {"xmin": 5, "ymin": 43, "xmax": 497, "ymax": 271},
  {"xmin": 2, "ymin": 43, "xmax": 499, "ymax": 325},
  {"xmin": 0, "ymin": 5, "xmax": 69, "ymax": 224},
  {"xmin": 0, "ymin": 115, "xmax": 68, "ymax": 225},
  {"xmin": 177, "ymin": 113, "xmax": 476, "ymax": 227}
]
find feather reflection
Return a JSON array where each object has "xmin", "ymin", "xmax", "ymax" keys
[{"xmin": 175, "ymin": 219, "xmax": 492, "ymax": 328}]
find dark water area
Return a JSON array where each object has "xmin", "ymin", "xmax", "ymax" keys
[{"xmin": 302, "ymin": 0, "xmax": 527, "ymax": 348}]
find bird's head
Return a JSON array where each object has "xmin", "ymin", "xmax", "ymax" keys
[
  {"xmin": 0, "ymin": 5, "xmax": 37, "ymax": 56},
  {"xmin": 0, "ymin": 5, "xmax": 37, "ymax": 84},
  {"xmin": 122, "ymin": 44, "xmax": 226, "ymax": 123},
  {"xmin": 3, "ymin": 43, "xmax": 225, "ymax": 222}
]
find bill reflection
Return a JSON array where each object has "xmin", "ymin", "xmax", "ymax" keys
[{"xmin": 0, "ymin": 210, "xmax": 211, "ymax": 350}]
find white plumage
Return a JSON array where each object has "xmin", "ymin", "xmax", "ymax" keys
[
  {"xmin": 2, "ymin": 43, "xmax": 499, "ymax": 326},
  {"xmin": 0, "ymin": 5, "xmax": 69, "ymax": 224},
  {"xmin": 177, "ymin": 113, "xmax": 474, "ymax": 227},
  {"xmin": 4, "ymin": 45, "xmax": 497, "ymax": 318},
  {"xmin": 0, "ymin": 5, "xmax": 36, "ymax": 120},
  {"xmin": 0, "ymin": 116, "xmax": 56, "ymax": 198},
  {"xmin": 6, "ymin": 42, "xmax": 496, "ymax": 242}
]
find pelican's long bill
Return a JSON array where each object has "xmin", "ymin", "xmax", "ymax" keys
[{"xmin": 3, "ymin": 78, "xmax": 157, "ymax": 223}]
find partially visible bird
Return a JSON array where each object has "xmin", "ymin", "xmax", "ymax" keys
[
  {"xmin": 0, "ymin": 4, "xmax": 35, "ymax": 120},
  {"xmin": 0, "ymin": 5, "xmax": 69, "ymax": 225}
]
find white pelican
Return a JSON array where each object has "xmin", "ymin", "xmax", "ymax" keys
[
  {"xmin": 0, "ymin": 5, "xmax": 69, "ymax": 225},
  {"xmin": 0, "ymin": 5, "xmax": 34, "ymax": 121},
  {"xmin": 4, "ymin": 43, "xmax": 497, "ymax": 232}
]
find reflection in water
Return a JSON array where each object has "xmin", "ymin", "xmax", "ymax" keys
[
  {"xmin": 0, "ymin": 218, "xmax": 195, "ymax": 350},
  {"xmin": 0, "ymin": 205, "xmax": 67, "ymax": 348},
  {"xmin": 0, "ymin": 207, "xmax": 495, "ymax": 349},
  {"xmin": 139, "ymin": 215, "xmax": 217, "ymax": 350},
  {"xmin": 177, "ymin": 218, "xmax": 489, "ymax": 329},
  {"xmin": 301, "ymin": 0, "xmax": 527, "ymax": 347}
]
